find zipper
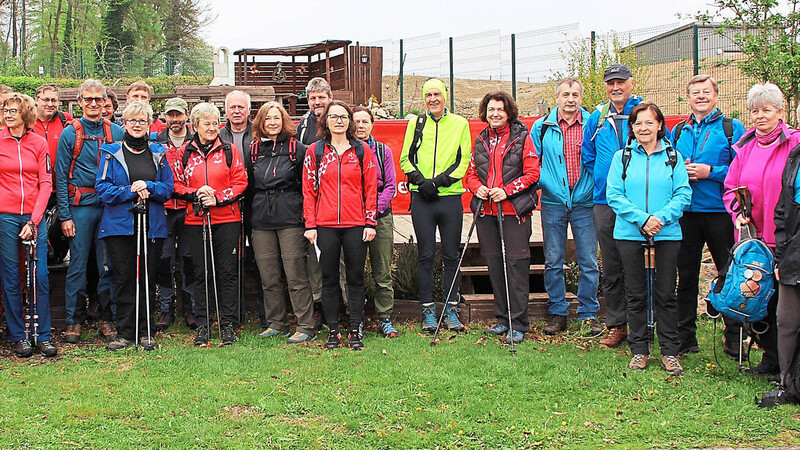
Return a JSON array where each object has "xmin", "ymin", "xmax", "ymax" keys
[
  {"xmin": 695, "ymin": 131, "xmax": 711, "ymax": 160},
  {"xmin": 17, "ymin": 140, "xmax": 24, "ymax": 215},
  {"xmin": 432, "ymin": 120, "xmax": 440, "ymax": 178},
  {"xmin": 645, "ymin": 153, "xmax": 650, "ymax": 213},
  {"xmin": 337, "ymin": 147, "xmax": 342, "ymax": 225},
  {"xmin": 487, "ymin": 128, "xmax": 499, "ymax": 215}
]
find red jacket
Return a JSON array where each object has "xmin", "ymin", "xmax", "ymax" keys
[
  {"xmin": 302, "ymin": 139, "xmax": 378, "ymax": 229},
  {"xmin": 173, "ymin": 137, "xmax": 247, "ymax": 226},
  {"xmin": 31, "ymin": 111, "xmax": 72, "ymax": 192},
  {"xmin": 0, "ymin": 128, "xmax": 52, "ymax": 225}
]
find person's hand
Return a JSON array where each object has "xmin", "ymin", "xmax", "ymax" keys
[
  {"xmin": 685, "ymin": 163, "xmax": 711, "ymax": 181},
  {"xmin": 489, "ymin": 187, "xmax": 508, "ymax": 202},
  {"xmin": 18, "ymin": 223, "xmax": 33, "ymax": 241},
  {"xmin": 304, "ymin": 229, "xmax": 317, "ymax": 244},
  {"xmin": 61, "ymin": 219, "xmax": 76, "ymax": 237},
  {"xmin": 775, "ymin": 268, "xmax": 780, "ymax": 281},
  {"xmin": 196, "ymin": 185, "xmax": 215, "ymax": 198},
  {"xmin": 363, "ymin": 228, "xmax": 376, "ymax": 242},
  {"xmin": 642, "ymin": 215, "xmax": 663, "ymax": 236},
  {"xmin": 735, "ymin": 214, "xmax": 751, "ymax": 227},
  {"xmin": 137, "ymin": 189, "xmax": 150, "ymax": 200},
  {"xmin": 475, "ymin": 185, "xmax": 490, "ymax": 200},
  {"xmin": 200, "ymin": 193, "xmax": 217, "ymax": 207},
  {"xmin": 418, "ymin": 179, "xmax": 439, "ymax": 201},
  {"xmin": 131, "ymin": 180, "xmax": 148, "ymax": 193}
]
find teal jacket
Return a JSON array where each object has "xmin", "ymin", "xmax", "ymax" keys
[{"xmin": 531, "ymin": 108, "xmax": 594, "ymax": 208}]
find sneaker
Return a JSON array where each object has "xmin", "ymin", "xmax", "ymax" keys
[
  {"xmin": 97, "ymin": 321, "xmax": 117, "ymax": 339},
  {"xmin": 139, "ymin": 336, "xmax": 156, "ymax": 351},
  {"xmin": 193, "ymin": 326, "xmax": 210, "ymax": 346},
  {"xmin": 505, "ymin": 329, "xmax": 524, "ymax": 344},
  {"xmin": 37, "ymin": 340, "xmax": 58, "ymax": 357},
  {"xmin": 287, "ymin": 332, "xmax": 316, "ymax": 344},
  {"xmin": 678, "ymin": 339, "xmax": 700, "ymax": 355},
  {"xmin": 662, "ymin": 355, "xmax": 684, "ymax": 376},
  {"xmin": 484, "ymin": 323, "xmax": 507, "ymax": 335},
  {"xmin": 155, "ymin": 312, "xmax": 174, "ymax": 331},
  {"xmin": 14, "ymin": 339, "xmax": 33, "ymax": 358},
  {"xmin": 379, "ymin": 318, "xmax": 398, "ymax": 338},
  {"xmin": 325, "ymin": 330, "xmax": 342, "ymax": 349},
  {"xmin": 628, "ymin": 353, "xmax": 648, "ymax": 370},
  {"xmin": 348, "ymin": 329, "xmax": 364, "ymax": 350},
  {"xmin": 221, "ymin": 323, "xmax": 238, "ymax": 345},
  {"xmin": 543, "ymin": 315, "xmax": 567, "ymax": 335},
  {"xmin": 443, "ymin": 304, "xmax": 465, "ymax": 332},
  {"xmin": 258, "ymin": 327, "xmax": 289, "ymax": 338},
  {"xmin": 421, "ymin": 305, "xmax": 437, "ymax": 333},
  {"xmin": 63, "ymin": 323, "xmax": 82, "ymax": 344},
  {"xmin": 599, "ymin": 325, "xmax": 628, "ymax": 348},
  {"xmin": 106, "ymin": 337, "xmax": 134, "ymax": 351},
  {"xmin": 580, "ymin": 318, "xmax": 603, "ymax": 338}
]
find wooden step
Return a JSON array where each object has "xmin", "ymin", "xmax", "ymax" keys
[
  {"xmin": 460, "ymin": 264, "xmax": 569, "ymax": 277},
  {"xmin": 461, "ymin": 292, "xmax": 575, "ymax": 303}
]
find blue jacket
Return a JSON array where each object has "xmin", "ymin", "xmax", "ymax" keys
[
  {"xmin": 606, "ymin": 138, "xmax": 692, "ymax": 241},
  {"xmin": 531, "ymin": 108, "xmax": 594, "ymax": 208},
  {"xmin": 55, "ymin": 117, "xmax": 124, "ymax": 221},
  {"xmin": 95, "ymin": 142, "xmax": 174, "ymax": 239},
  {"xmin": 670, "ymin": 109, "xmax": 745, "ymax": 213}
]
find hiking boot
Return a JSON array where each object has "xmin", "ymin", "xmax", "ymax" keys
[
  {"xmin": 287, "ymin": 332, "xmax": 316, "ymax": 344},
  {"xmin": 184, "ymin": 313, "xmax": 198, "ymax": 330},
  {"xmin": 678, "ymin": 338, "xmax": 700, "ymax": 356},
  {"xmin": 106, "ymin": 337, "xmax": 134, "ymax": 351},
  {"xmin": 325, "ymin": 330, "xmax": 342, "ymax": 349},
  {"xmin": 37, "ymin": 340, "xmax": 58, "ymax": 357},
  {"xmin": 378, "ymin": 318, "xmax": 398, "ymax": 338},
  {"xmin": 757, "ymin": 388, "xmax": 787, "ymax": 408},
  {"xmin": 97, "ymin": 321, "xmax": 117, "ymax": 339},
  {"xmin": 193, "ymin": 326, "xmax": 210, "ymax": 346},
  {"xmin": 505, "ymin": 329, "xmax": 524, "ymax": 344},
  {"xmin": 139, "ymin": 336, "xmax": 156, "ymax": 351},
  {"xmin": 421, "ymin": 305, "xmax": 437, "ymax": 333},
  {"xmin": 662, "ymin": 355, "xmax": 684, "ymax": 376},
  {"xmin": 14, "ymin": 339, "xmax": 33, "ymax": 358},
  {"xmin": 543, "ymin": 315, "xmax": 567, "ymax": 335},
  {"xmin": 221, "ymin": 323, "xmax": 238, "ymax": 345},
  {"xmin": 580, "ymin": 318, "xmax": 603, "ymax": 338},
  {"xmin": 485, "ymin": 323, "xmax": 509, "ymax": 336},
  {"xmin": 628, "ymin": 354, "xmax": 648, "ymax": 370},
  {"xmin": 348, "ymin": 329, "xmax": 364, "ymax": 350},
  {"xmin": 443, "ymin": 304, "xmax": 465, "ymax": 332},
  {"xmin": 599, "ymin": 325, "xmax": 628, "ymax": 348},
  {"xmin": 259, "ymin": 327, "xmax": 289, "ymax": 338},
  {"xmin": 155, "ymin": 312, "xmax": 174, "ymax": 331},
  {"xmin": 63, "ymin": 323, "xmax": 82, "ymax": 344},
  {"xmin": 746, "ymin": 361, "xmax": 780, "ymax": 376},
  {"xmin": 723, "ymin": 337, "xmax": 747, "ymax": 361}
]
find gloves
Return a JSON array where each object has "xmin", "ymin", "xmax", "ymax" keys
[
  {"xmin": 433, "ymin": 173, "xmax": 454, "ymax": 188},
  {"xmin": 418, "ymin": 179, "xmax": 439, "ymax": 201},
  {"xmin": 407, "ymin": 170, "xmax": 425, "ymax": 186}
]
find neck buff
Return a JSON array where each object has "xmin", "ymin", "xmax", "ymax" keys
[
  {"xmin": 193, "ymin": 134, "xmax": 215, "ymax": 154},
  {"xmin": 756, "ymin": 120, "xmax": 784, "ymax": 145},
  {"xmin": 123, "ymin": 132, "xmax": 149, "ymax": 151}
]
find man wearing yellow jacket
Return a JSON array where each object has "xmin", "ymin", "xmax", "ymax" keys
[{"xmin": 400, "ymin": 78, "xmax": 472, "ymax": 333}]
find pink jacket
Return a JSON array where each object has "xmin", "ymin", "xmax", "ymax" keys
[
  {"xmin": 724, "ymin": 122, "xmax": 800, "ymax": 246},
  {"xmin": 0, "ymin": 127, "xmax": 52, "ymax": 225}
]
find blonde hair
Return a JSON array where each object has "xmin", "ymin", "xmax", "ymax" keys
[
  {"xmin": 122, "ymin": 100, "xmax": 153, "ymax": 124},
  {"xmin": 190, "ymin": 102, "xmax": 220, "ymax": 129},
  {"xmin": 3, "ymin": 93, "xmax": 37, "ymax": 128}
]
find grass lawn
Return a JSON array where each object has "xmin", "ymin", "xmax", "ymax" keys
[{"xmin": 0, "ymin": 317, "xmax": 798, "ymax": 449}]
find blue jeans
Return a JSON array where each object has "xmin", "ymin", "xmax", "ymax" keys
[
  {"xmin": 0, "ymin": 214, "xmax": 50, "ymax": 341},
  {"xmin": 64, "ymin": 205, "xmax": 115, "ymax": 325},
  {"xmin": 541, "ymin": 202, "xmax": 600, "ymax": 320}
]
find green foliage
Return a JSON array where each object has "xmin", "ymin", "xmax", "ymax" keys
[
  {"xmin": 0, "ymin": 75, "xmax": 211, "ymax": 97},
  {"xmin": 390, "ymin": 239, "xmax": 444, "ymax": 302}
]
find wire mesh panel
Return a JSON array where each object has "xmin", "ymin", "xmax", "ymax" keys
[
  {"xmin": 448, "ymin": 30, "xmax": 502, "ymax": 81},
  {"xmin": 514, "ymin": 24, "xmax": 582, "ymax": 83}
]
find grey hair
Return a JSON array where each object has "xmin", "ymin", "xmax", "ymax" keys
[
  {"xmin": 77, "ymin": 79, "xmax": 107, "ymax": 100},
  {"xmin": 747, "ymin": 82, "xmax": 784, "ymax": 111},
  {"xmin": 122, "ymin": 100, "xmax": 153, "ymax": 123},
  {"xmin": 190, "ymin": 102, "xmax": 221, "ymax": 128},
  {"xmin": 555, "ymin": 77, "xmax": 583, "ymax": 96},
  {"xmin": 305, "ymin": 77, "xmax": 332, "ymax": 96},
  {"xmin": 225, "ymin": 90, "xmax": 251, "ymax": 110}
]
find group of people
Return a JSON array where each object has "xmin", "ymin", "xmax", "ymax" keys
[{"xmin": 0, "ymin": 65, "xmax": 798, "ymax": 397}]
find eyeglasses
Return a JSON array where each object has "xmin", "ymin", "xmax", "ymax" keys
[
  {"xmin": 81, "ymin": 97, "xmax": 104, "ymax": 104},
  {"xmin": 327, "ymin": 114, "xmax": 350, "ymax": 122},
  {"xmin": 633, "ymin": 120, "xmax": 658, "ymax": 129},
  {"xmin": 2, "ymin": 108, "xmax": 18, "ymax": 115},
  {"xmin": 126, "ymin": 119, "xmax": 149, "ymax": 126},
  {"xmin": 37, "ymin": 97, "xmax": 59, "ymax": 104}
]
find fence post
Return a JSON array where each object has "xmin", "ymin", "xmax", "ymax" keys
[
  {"xmin": 511, "ymin": 33, "xmax": 517, "ymax": 100},
  {"xmin": 692, "ymin": 24, "xmax": 700, "ymax": 76},
  {"xmin": 399, "ymin": 39, "xmax": 404, "ymax": 118},
  {"xmin": 590, "ymin": 31, "xmax": 596, "ymax": 71},
  {"xmin": 449, "ymin": 36, "xmax": 454, "ymax": 112}
]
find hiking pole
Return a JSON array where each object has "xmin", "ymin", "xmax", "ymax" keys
[
  {"xmin": 205, "ymin": 209, "xmax": 223, "ymax": 344},
  {"xmin": 141, "ymin": 200, "xmax": 152, "ymax": 347},
  {"xmin": 640, "ymin": 227, "xmax": 656, "ymax": 354},
  {"xmin": 497, "ymin": 206, "xmax": 515, "ymax": 355},
  {"xmin": 22, "ymin": 236, "xmax": 39, "ymax": 345},
  {"xmin": 132, "ymin": 200, "xmax": 146, "ymax": 350},
  {"xmin": 237, "ymin": 204, "xmax": 245, "ymax": 328},
  {"xmin": 431, "ymin": 207, "xmax": 481, "ymax": 345},
  {"xmin": 198, "ymin": 202, "xmax": 211, "ymax": 346}
]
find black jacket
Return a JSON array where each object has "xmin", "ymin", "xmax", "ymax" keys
[
  {"xmin": 295, "ymin": 112, "xmax": 318, "ymax": 146},
  {"xmin": 219, "ymin": 119, "xmax": 253, "ymax": 162},
  {"xmin": 247, "ymin": 134, "xmax": 307, "ymax": 231},
  {"xmin": 775, "ymin": 142, "xmax": 800, "ymax": 285}
]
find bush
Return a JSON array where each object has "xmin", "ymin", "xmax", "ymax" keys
[{"xmin": 0, "ymin": 75, "xmax": 212, "ymax": 97}]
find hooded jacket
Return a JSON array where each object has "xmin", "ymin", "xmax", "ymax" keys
[
  {"xmin": 295, "ymin": 111, "xmax": 319, "ymax": 146},
  {"xmin": 606, "ymin": 138, "xmax": 692, "ymax": 241},
  {"xmin": 95, "ymin": 142, "xmax": 173, "ymax": 239},
  {"xmin": 247, "ymin": 134, "xmax": 307, "ymax": 231},
  {"xmin": 0, "ymin": 128, "xmax": 52, "ymax": 225},
  {"xmin": 155, "ymin": 127, "xmax": 194, "ymax": 210},
  {"xmin": 367, "ymin": 136, "xmax": 397, "ymax": 217},
  {"xmin": 774, "ymin": 141, "xmax": 800, "ymax": 285}
]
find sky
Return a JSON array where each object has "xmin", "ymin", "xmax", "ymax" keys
[{"xmin": 205, "ymin": 0, "xmax": 716, "ymax": 53}]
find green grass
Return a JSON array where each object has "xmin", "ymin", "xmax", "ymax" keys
[{"xmin": 1, "ymin": 318, "xmax": 798, "ymax": 449}]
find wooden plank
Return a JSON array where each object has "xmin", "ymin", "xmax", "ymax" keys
[
  {"xmin": 460, "ymin": 264, "xmax": 553, "ymax": 276},
  {"xmin": 393, "ymin": 212, "xmax": 556, "ymax": 247}
]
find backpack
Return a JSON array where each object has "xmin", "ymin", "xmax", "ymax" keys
[
  {"xmin": 249, "ymin": 139, "xmax": 297, "ymax": 165},
  {"xmin": 68, "ymin": 118, "xmax": 114, "ymax": 180},
  {"xmin": 182, "ymin": 142, "xmax": 234, "ymax": 169},
  {"xmin": 406, "ymin": 114, "xmax": 427, "ymax": 168},
  {"xmin": 314, "ymin": 139, "xmax": 364, "ymax": 174},
  {"xmin": 375, "ymin": 141, "xmax": 386, "ymax": 182},
  {"xmin": 620, "ymin": 145, "xmax": 678, "ymax": 181},
  {"xmin": 673, "ymin": 116, "xmax": 734, "ymax": 148}
]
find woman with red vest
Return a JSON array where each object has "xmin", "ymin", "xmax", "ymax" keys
[
  {"xmin": 173, "ymin": 103, "xmax": 248, "ymax": 346},
  {"xmin": 0, "ymin": 93, "xmax": 56, "ymax": 358},
  {"xmin": 302, "ymin": 100, "xmax": 378, "ymax": 350},
  {"xmin": 464, "ymin": 91, "xmax": 540, "ymax": 344}
]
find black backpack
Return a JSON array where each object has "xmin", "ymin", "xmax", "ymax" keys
[
  {"xmin": 620, "ymin": 144, "xmax": 678, "ymax": 181},
  {"xmin": 314, "ymin": 139, "xmax": 365, "ymax": 174},
  {"xmin": 182, "ymin": 142, "xmax": 234, "ymax": 169},
  {"xmin": 673, "ymin": 116, "xmax": 734, "ymax": 148}
]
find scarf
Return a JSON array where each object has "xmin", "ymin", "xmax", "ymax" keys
[
  {"xmin": 756, "ymin": 120, "xmax": 784, "ymax": 146},
  {"xmin": 123, "ymin": 132, "xmax": 149, "ymax": 151}
]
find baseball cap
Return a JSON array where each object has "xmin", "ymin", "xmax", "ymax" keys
[
  {"xmin": 603, "ymin": 64, "xmax": 633, "ymax": 82},
  {"xmin": 164, "ymin": 97, "xmax": 188, "ymax": 114}
]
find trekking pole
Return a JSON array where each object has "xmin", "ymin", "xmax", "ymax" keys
[
  {"xmin": 497, "ymin": 206, "xmax": 515, "ymax": 355},
  {"xmin": 205, "ymin": 209, "xmax": 223, "ymax": 344},
  {"xmin": 141, "ymin": 200, "xmax": 152, "ymax": 347},
  {"xmin": 132, "ymin": 200, "xmax": 146, "ymax": 350},
  {"xmin": 22, "ymin": 235, "xmax": 39, "ymax": 345},
  {"xmin": 640, "ymin": 227, "xmax": 656, "ymax": 354},
  {"xmin": 198, "ymin": 202, "xmax": 211, "ymax": 346},
  {"xmin": 237, "ymin": 203, "xmax": 245, "ymax": 328},
  {"xmin": 431, "ymin": 206, "xmax": 482, "ymax": 345}
]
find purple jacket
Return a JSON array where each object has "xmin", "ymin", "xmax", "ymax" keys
[
  {"xmin": 723, "ymin": 121, "xmax": 800, "ymax": 246},
  {"xmin": 369, "ymin": 136, "xmax": 397, "ymax": 216}
]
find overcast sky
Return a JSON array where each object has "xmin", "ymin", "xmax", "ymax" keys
[{"xmin": 205, "ymin": 0, "xmax": 716, "ymax": 52}]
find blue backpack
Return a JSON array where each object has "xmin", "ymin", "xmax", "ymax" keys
[{"xmin": 706, "ymin": 228, "xmax": 774, "ymax": 323}]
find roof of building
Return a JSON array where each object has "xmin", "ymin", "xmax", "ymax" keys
[{"xmin": 234, "ymin": 40, "xmax": 352, "ymax": 57}]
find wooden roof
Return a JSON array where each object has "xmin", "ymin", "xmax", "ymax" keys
[{"xmin": 234, "ymin": 40, "xmax": 352, "ymax": 57}]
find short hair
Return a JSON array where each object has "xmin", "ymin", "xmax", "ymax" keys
[
  {"xmin": 686, "ymin": 74, "xmax": 719, "ymax": 95},
  {"xmin": 121, "ymin": 100, "xmax": 153, "ymax": 124},
  {"xmin": 627, "ymin": 102, "xmax": 666, "ymax": 141},
  {"xmin": 0, "ymin": 85, "xmax": 12, "ymax": 94},
  {"xmin": 478, "ymin": 91, "xmax": 519, "ymax": 123},
  {"xmin": 352, "ymin": 105, "xmax": 374, "ymax": 123},
  {"xmin": 306, "ymin": 77, "xmax": 332, "ymax": 96},
  {"xmin": 189, "ymin": 102, "xmax": 220, "ymax": 129},
  {"xmin": 252, "ymin": 101, "xmax": 295, "ymax": 140},
  {"xmin": 106, "ymin": 88, "xmax": 119, "ymax": 110},
  {"xmin": 316, "ymin": 100, "xmax": 355, "ymax": 141},
  {"xmin": 4, "ymin": 93, "xmax": 37, "ymax": 128},
  {"xmin": 127, "ymin": 81, "xmax": 154, "ymax": 98},
  {"xmin": 77, "ymin": 79, "xmax": 106, "ymax": 100},
  {"xmin": 225, "ymin": 90, "xmax": 251, "ymax": 110},
  {"xmin": 35, "ymin": 83, "xmax": 59, "ymax": 97},
  {"xmin": 747, "ymin": 82, "xmax": 785, "ymax": 111},
  {"xmin": 555, "ymin": 77, "xmax": 584, "ymax": 96}
]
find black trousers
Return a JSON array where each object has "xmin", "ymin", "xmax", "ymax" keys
[
  {"xmin": 777, "ymin": 284, "xmax": 800, "ymax": 387},
  {"xmin": 104, "ymin": 234, "xmax": 163, "ymax": 341},
  {"xmin": 318, "ymin": 227, "xmax": 367, "ymax": 331},
  {"xmin": 476, "ymin": 214, "xmax": 532, "ymax": 332},
  {"xmin": 185, "ymin": 221, "xmax": 241, "ymax": 328},
  {"xmin": 594, "ymin": 204, "xmax": 627, "ymax": 327},
  {"xmin": 618, "ymin": 240, "xmax": 681, "ymax": 356},
  {"xmin": 410, "ymin": 193, "xmax": 463, "ymax": 304},
  {"xmin": 677, "ymin": 211, "xmax": 742, "ymax": 344},
  {"xmin": 156, "ymin": 208, "xmax": 196, "ymax": 316},
  {"xmin": 752, "ymin": 290, "xmax": 779, "ymax": 369}
]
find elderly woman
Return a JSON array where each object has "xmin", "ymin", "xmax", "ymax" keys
[
  {"xmin": 247, "ymin": 101, "xmax": 314, "ymax": 344},
  {"xmin": 0, "ymin": 93, "xmax": 56, "ymax": 358},
  {"xmin": 303, "ymin": 100, "xmax": 377, "ymax": 350},
  {"xmin": 174, "ymin": 103, "xmax": 247, "ymax": 346},
  {"xmin": 723, "ymin": 82, "xmax": 800, "ymax": 377},
  {"xmin": 463, "ymin": 92, "xmax": 540, "ymax": 343},
  {"xmin": 606, "ymin": 102, "xmax": 692, "ymax": 376},
  {"xmin": 96, "ymin": 101, "xmax": 174, "ymax": 351}
]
